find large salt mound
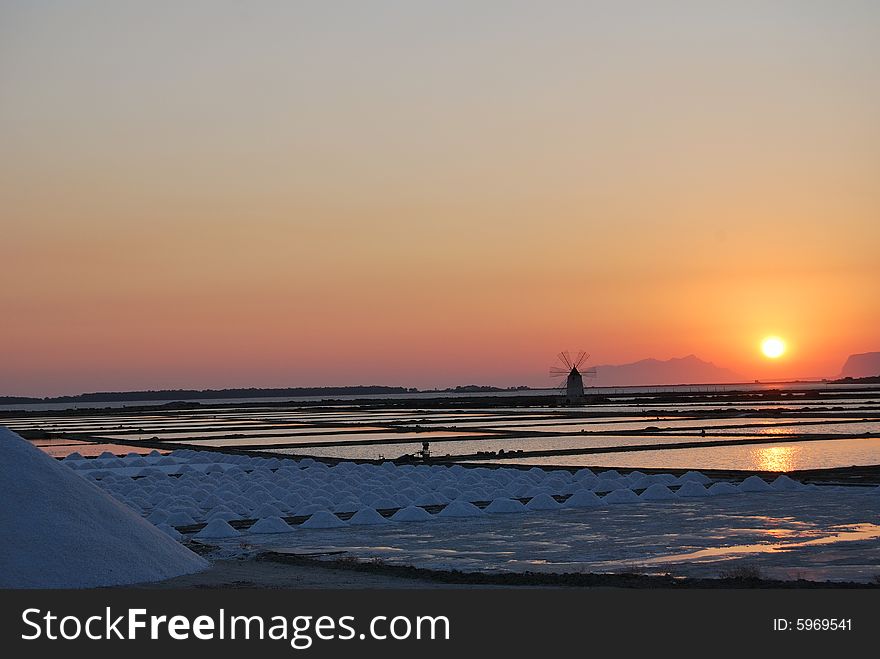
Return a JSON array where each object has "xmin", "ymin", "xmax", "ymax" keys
[
  {"xmin": 563, "ymin": 490, "xmax": 602, "ymax": 508},
  {"xmin": 677, "ymin": 471, "xmax": 712, "ymax": 485},
  {"xmin": 195, "ymin": 519, "xmax": 240, "ymax": 539},
  {"xmin": 591, "ymin": 477, "xmax": 628, "ymax": 492},
  {"xmin": 348, "ymin": 508, "xmax": 390, "ymax": 525},
  {"xmin": 437, "ymin": 501, "xmax": 484, "ymax": 518},
  {"xmin": 676, "ymin": 482, "xmax": 709, "ymax": 497},
  {"xmin": 390, "ymin": 506, "xmax": 433, "ymax": 522},
  {"xmin": 300, "ymin": 511, "xmax": 347, "ymax": 529},
  {"xmin": 525, "ymin": 493, "xmax": 562, "ymax": 511},
  {"xmin": 248, "ymin": 517, "xmax": 294, "ymax": 534},
  {"xmin": 708, "ymin": 482, "xmax": 740, "ymax": 496},
  {"xmin": 0, "ymin": 428, "xmax": 208, "ymax": 588},
  {"xmin": 738, "ymin": 475, "xmax": 773, "ymax": 492},
  {"xmin": 156, "ymin": 523, "xmax": 183, "ymax": 541},
  {"xmin": 603, "ymin": 489, "xmax": 640, "ymax": 504},
  {"xmin": 208, "ymin": 509, "xmax": 239, "ymax": 522},
  {"xmin": 165, "ymin": 511, "xmax": 198, "ymax": 527},
  {"xmin": 770, "ymin": 475, "xmax": 805, "ymax": 491},
  {"xmin": 639, "ymin": 484, "xmax": 678, "ymax": 501},
  {"xmin": 413, "ymin": 492, "xmax": 450, "ymax": 506},
  {"xmin": 629, "ymin": 476, "xmax": 655, "ymax": 490},
  {"xmin": 485, "ymin": 498, "xmax": 527, "ymax": 514}
]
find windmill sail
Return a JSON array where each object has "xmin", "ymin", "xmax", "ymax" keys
[{"xmin": 550, "ymin": 351, "xmax": 595, "ymax": 404}]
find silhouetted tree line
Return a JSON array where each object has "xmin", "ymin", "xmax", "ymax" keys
[{"xmin": 0, "ymin": 386, "xmax": 412, "ymax": 405}]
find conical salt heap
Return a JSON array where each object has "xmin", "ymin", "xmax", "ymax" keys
[{"xmin": 0, "ymin": 428, "xmax": 208, "ymax": 588}]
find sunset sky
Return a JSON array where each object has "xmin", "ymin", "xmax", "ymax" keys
[{"xmin": 2, "ymin": 1, "xmax": 878, "ymax": 396}]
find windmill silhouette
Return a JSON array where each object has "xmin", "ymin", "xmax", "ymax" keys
[{"xmin": 550, "ymin": 351, "xmax": 596, "ymax": 404}]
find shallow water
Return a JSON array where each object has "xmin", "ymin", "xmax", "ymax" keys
[
  {"xmin": 97, "ymin": 426, "xmax": 389, "ymax": 441},
  {"xmin": 186, "ymin": 430, "xmax": 491, "ymax": 447},
  {"xmin": 8, "ymin": 392, "xmax": 879, "ymax": 470},
  {"xmin": 472, "ymin": 438, "xmax": 880, "ymax": 471}
]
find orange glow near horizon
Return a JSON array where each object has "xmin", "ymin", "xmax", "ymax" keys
[{"xmin": 1, "ymin": 4, "xmax": 879, "ymax": 397}]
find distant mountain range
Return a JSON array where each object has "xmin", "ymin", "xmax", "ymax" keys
[
  {"xmin": 591, "ymin": 355, "xmax": 740, "ymax": 386},
  {"xmin": 839, "ymin": 352, "xmax": 880, "ymax": 379}
]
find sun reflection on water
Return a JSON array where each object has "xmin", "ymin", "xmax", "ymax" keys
[{"xmin": 755, "ymin": 445, "xmax": 800, "ymax": 472}]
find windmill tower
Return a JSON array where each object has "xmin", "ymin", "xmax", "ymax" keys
[{"xmin": 550, "ymin": 351, "xmax": 596, "ymax": 404}]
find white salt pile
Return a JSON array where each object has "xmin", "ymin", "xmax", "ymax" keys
[
  {"xmin": 248, "ymin": 517, "xmax": 294, "ymax": 534},
  {"xmin": 525, "ymin": 493, "xmax": 562, "ymax": 511},
  {"xmin": 770, "ymin": 475, "xmax": 805, "ymax": 491},
  {"xmin": 603, "ymin": 489, "xmax": 640, "ymax": 504},
  {"xmin": 708, "ymin": 482, "xmax": 740, "ymax": 496},
  {"xmin": 413, "ymin": 492, "xmax": 449, "ymax": 506},
  {"xmin": 391, "ymin": 506, "xmax": 433, "ymax": 522},
  {"xmin": 0, "ymin": 428, "xmax": 208, "ymax": 588},
  {"xmin": 485, "ymin": 498, "xmax": 527, "ymax": 514},
  {"xmin": 738, "ymin": 475, "xmax": 773, "ymax": 492},
  {"xmin": 332, "ymin": 500, "xmax": 362, "ymax": 513},
  {"xmin": 165, "ymin": 511, "xmax": 198, "ymax": 526},
  {"xmin": 437, "ymin": 501, "xmax": 484, "ymax": 518},
  {"xmin": 639, "ymin": 484, "xmax": 678, "ymax": 501},
  {"xmin": 195, "ymin": 519, "xmax": 240, "ymax": 539},
  {"xmin": 41, "ymin": 436, "xmax": 827, "ymax": 558},
  {"xmin": 676, "ymin": 482, "xmax": 710, "ymax": 498},
  {"xmin": 156, "ymin": 523, "xmax": 183, "ymax": 541},
  {"xmin": 629, "ymin": 476, "xmax": 655, "ymax": 490},
  {"xmin": 563, "ymin": 490, "xmax": 602, "ymax": 508},
  {"xmin": 301, "ymin": 510, "xmax": 347, "ymax": 529},
  {"xmin": 592, "ymin": 476, "xmax": 628, "ymax": 492},
  {"xmin": 678, "ymin": 471, "xmax": 712, "ymax": 485},
  {"xmin": 625, "ymin": 470, "xmax": 647, "ymax": 485},
  {"xmin": 208, "ymin": 509, "xmax": 239, "ymax": 522},
  {"xmin": 348, "ymin": 508, "xmax": 390, "ymax": 525}
]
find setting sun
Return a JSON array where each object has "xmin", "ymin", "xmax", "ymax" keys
[{"xmin": 761, "ymin": 336, "xmax": 786, "ymax": 359}]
